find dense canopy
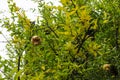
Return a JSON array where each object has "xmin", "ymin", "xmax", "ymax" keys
[{"xmin": 0, "ymin": 0, "xmax": 120, "ymax": 80}]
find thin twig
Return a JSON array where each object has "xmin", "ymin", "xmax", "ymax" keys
[
  {"xmin": 1, "ymin": 33, "xmax": 21, "ymax": 80},
  {"xmin": 0, "ymin": 41, "xmax": 8, "ymax": 43},
  {"xmin": 44, "ymin": 17, "xmax": 59, "ymax": 38},
  {"xmin": 115, "ymin": 27, "xmax": 119, "ymax": 50}
]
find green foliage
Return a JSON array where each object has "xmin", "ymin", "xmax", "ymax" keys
[{"xmin": 0, "ymin": 0, "xmax": 120, "ymax": 80}]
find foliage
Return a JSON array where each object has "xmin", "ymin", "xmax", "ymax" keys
[{"xmin": 0, "ymin": 0, "xmax": 120, "ymax": 80}]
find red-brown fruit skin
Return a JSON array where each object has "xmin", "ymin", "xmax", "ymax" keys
[
  {"xmin": 102, "ymin": 64, "xmax": 111, "ymax": 71},
  {"xmin": 31, "ymin": 36, "xmax": 41, "ymax": 45}
]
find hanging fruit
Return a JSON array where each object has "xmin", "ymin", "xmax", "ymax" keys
[{"xmin": 31, "ymin": 36, "xmax": 41, "ymax": 45}]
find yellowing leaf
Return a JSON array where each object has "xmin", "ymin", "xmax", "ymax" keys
[
  {"xmin": 81, "ymin": 10, "xmax": 91, "ymax": 21},
  {"xmin": 14, "ymin": 6, "xmax": 20, "ymax": 12},
  {"xmin": 61, "ymin": 0, "xmax": 68, "ymax": 5},
  {"xmin": 89, "ymin": 49, "xmax": 97, "ymax": 57},
  {"xmin": 68, "ymin": 6, "xmax": 78, "ymax": 16},
  {"xmin": 64, "ymin": 31, "xmax": 70, "ymax": 35},
  {"xmin": 80, "ymin": 6, "xmax": 87, "ymax": 9},
  {"xmin": 103, "ymin": 20, "xmax": 108, "ymax": 23},
  {"xmin": 87, "ymin": 42, "xmax": 101, "ymax": 57},
  {"xmin": 57, "ymin": 6, "xmax": 64, "ymax": 10},
  {"xmin": 39, "ymin": 73, "xmax": 45, "ymax": 79},
  {"xmin": 65, "ymin": 13, "xmax": 71, "ymax": 25},
  {"xmin": 32, "ymin": 72, "xmax": 45, "ymax": 80},
  {"xmin": 64, "ymin": 41, "xmax": 73, "ymax": 50},
  {"xmin": 17, "ymin": 12, "xmax": 23, "ymax": 19},
  {"xmin": 93, "ymin": 19, "xmax": 98, "ymax": 29},
  {"xmin": 41, "ymin": 65, "xmax": 45, "ymax": 70},
  {"xmin": 17, "ymin": 11, "xmax": 31, "ymax": 31},
  {"xmin": 23, "ymin": 24, "xmax": 30, "ymax": 31},
  {"xmin": 75, "ymin": 51, "xmax": 86, "ymax": 59},
  {"xmin": 103, "ymin": 11, "xmax": 108, "ymax": 19},
  {"xmin": 25, "ymin": 18, "xmax": 31, "ymax": 26},
  {"xmin": 45, "ymin": 69, "xmax": 56, "ymax": 73}
]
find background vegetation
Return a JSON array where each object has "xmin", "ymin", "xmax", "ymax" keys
[{"xmin": 0, "ymin": 0, "xmax": 120, "ymax": 80}]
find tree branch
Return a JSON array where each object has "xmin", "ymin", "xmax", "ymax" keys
[
  {"xmin": 1, "ymin": 33, "xmax": 21, "ymax": 80},
  {"xmin": 115, "ymin": 27, "xmax": 119, "ymax": 50}
]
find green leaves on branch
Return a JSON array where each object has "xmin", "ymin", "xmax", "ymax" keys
[{"xmin": 1, "ymin": 0, "xmax": 120, "ymax": 79}]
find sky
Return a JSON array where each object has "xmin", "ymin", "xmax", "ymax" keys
[{"xmin": 0, "ymin": 0, "xmax": 61, "ymax": 59}]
